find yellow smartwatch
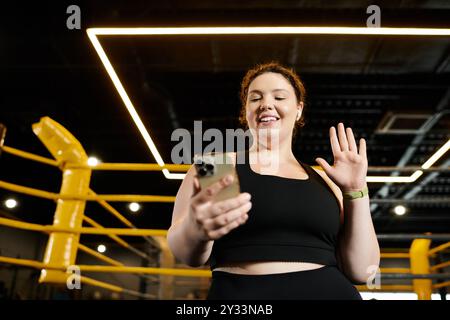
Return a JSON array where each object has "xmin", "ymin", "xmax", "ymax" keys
[{"xmin": 343, "ymin": 186, "xmax": 369, "ymax": 200}]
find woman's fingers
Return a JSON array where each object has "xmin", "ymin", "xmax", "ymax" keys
[
  {"xmin": 204, "ymin": 206, "xmax": 251, "ymax": 240},
  {"xmin": 204, "ymin": 201, "xmax": 252, "ymax": 230},
  {"xmin": 192, "ymin": 174, "xmax": 234, "ymax": 206},
  {"xmin": 209, "ymin": 192, "xmax": 251, "ymax": 218},
  {"xmin": 346, "ymin": 127, "xmax": 358, "ymax": 153},
  {"xmin": 330, "ymin": 126, "xmax": 340, "ymax": 156},
  {"xmin": 331, "ymin": 123, "xmax": 358, "ymax": 155},
  {"xmin": 359, "ymin": 137, "xmax": 367, "ymax": 159},
  {"xmin": 337, "ymin": 122, "xmax": 349, "ymax": 151},
  {"xmin": 192, "ymin": 176, "xmax": 201, "ymax": 196}
]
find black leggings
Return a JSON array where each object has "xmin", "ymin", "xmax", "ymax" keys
[{"xmin": 207, "ymin": 265, "xmax": 362, "ymax": 300}]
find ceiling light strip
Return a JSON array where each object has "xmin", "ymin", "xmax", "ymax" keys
[
  {"xmin": 422, "ymin": 139, "xmax": 450, "ymax": 169},
  {"xmin": 86, "ymin": 30, "xmax": 167, "ymax": 174},
  {"xmin": 89, "ymin": 27, "xmax": 450, "ymax": 36},
  {"xmin": 86, "ymin": 27, "xmax": 450, "ymax": 181}
]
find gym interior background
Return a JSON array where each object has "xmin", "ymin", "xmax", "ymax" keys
[{"xmin": 0, "ymin": 1, "xmax": 449, "ymax": 300}]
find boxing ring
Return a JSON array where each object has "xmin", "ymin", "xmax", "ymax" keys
[{"xmin": 0, "ymin": 117, "xmax": 449, "ymax": 299}]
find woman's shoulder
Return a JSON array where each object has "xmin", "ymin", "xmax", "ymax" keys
[{"xmin": 310, "ymin": 165, "xmax": 344, "ymax": 223}]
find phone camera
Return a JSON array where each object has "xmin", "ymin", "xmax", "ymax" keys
[{"xmin": 194, "ymin": 159, "xmax": 215, "ymax": 177}]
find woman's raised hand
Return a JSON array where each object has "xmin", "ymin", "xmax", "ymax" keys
[{"xmin": 315, "ymin": 122, "xmax": 368, "ymax": 192}]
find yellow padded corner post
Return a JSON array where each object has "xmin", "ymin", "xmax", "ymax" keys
[
  {"xmin": 33, "ymin": 117, "xmax": 91, "ymax": 284},
  {"xmin": 410, "ymin": 238, "xmax": 432, "ymax": 300}
]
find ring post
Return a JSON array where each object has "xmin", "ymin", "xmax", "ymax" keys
[
  {"xmin": 410, "ymin": 238, "xmax": 432, "ymax": 300},
  {"xmin": 33, "ymin": 117, "xmax": 91, "ymax": 284}
]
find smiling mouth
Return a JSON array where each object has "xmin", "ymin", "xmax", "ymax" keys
[{"xmin": 258, "ymin": 116, "xmax": 280, "ymax": 124}]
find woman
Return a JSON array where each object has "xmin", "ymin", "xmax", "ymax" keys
[{"xmin": 167, "ymin": 61, "xmax": 380, "ymax": 300}]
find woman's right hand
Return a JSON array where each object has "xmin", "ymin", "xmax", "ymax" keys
[{"xmin": 188, "ymin": 174, "xmax": 252, "ymax": 241}]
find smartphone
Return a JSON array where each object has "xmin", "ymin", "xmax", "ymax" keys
[{"xmin": 193, "ymin": 152, "xmax": 241, "ymax": 202}]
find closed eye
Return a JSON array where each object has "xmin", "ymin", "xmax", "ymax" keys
[{"xmin": 250, "ymin": 98, "xmax": 285, "ymax": 102}]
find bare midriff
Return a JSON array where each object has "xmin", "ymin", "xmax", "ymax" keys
[{"xmin": 213, "ymin": 261, "xmax": 326, "ymax": 275}]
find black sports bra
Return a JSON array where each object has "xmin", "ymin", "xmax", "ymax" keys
[{"xmin": 208, "ymin": 149, "xmax": 341, "ymax": 270}]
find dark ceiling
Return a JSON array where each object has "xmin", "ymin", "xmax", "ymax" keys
[{"xmin": 1, "ymin": 1, "xmax": 449, "ymax": 249}]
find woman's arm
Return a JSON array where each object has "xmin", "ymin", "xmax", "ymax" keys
[
  {"xmin": 313, "ymin": 167, "xmax": 380, "ymax": 284},
  {"xmin": 315, "ymin": 123, "xmax": 380, "ymax": 284},
  {"xmin": 337, "ymin": 185, "xmax": 380, "ymax": 284},
  {"xmin": 167, "ymin": 165, "xmax": 214, "ymax": 267}
]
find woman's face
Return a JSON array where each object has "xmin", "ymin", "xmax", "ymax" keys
[{"xmin": 245, "ymin": 72, "xmax": 303, "ymax": 143}]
